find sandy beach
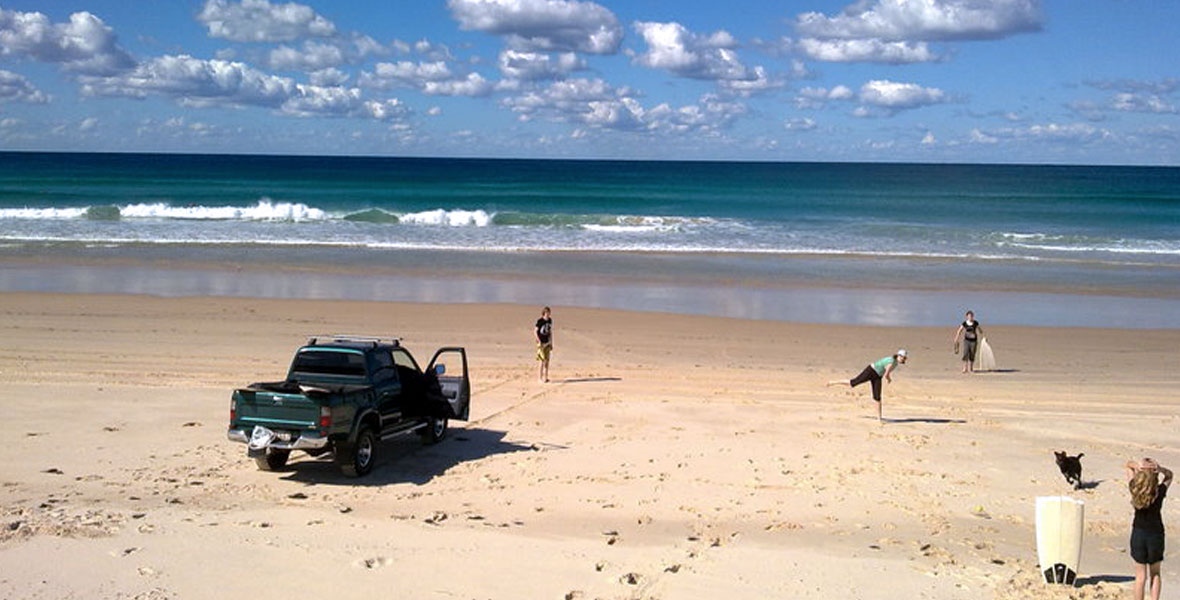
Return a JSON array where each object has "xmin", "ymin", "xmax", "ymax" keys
[{"xmin": 0, "ymin": 291, "xmax": 1175, "ymax": 599}]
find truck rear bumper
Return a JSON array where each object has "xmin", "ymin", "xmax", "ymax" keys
[{"xmin": 227, "ymin": 428, "xmax": 330, "ymax": 451}]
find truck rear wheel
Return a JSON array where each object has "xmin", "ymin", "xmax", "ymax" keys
[
  {"xmin": 420, "ymin": 417, "xmax": 448, "ymax": 445},
  {"xmin": 254, "ymin": 449, "xmax": 290, "ymax": 471},
  {"xmin": 338, "ymin": 428, "xmax": 377, "ymax": 477}
]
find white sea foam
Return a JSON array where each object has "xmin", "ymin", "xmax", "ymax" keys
[
  {"xmin": 582, "ymin": 224, "xmax": 666, "ymax": 233},
  {"xmin": 398, "ymin": 209, "xmax": 492, "ymax": 227},
  {"xmin": 997, "ymin": 232, "xmax": 1180, "ymax": 255},
  {"xmin": 0, "ymin": 232, "xmax": 1040, "ymax": 261},
  {"xmin": 120, "ymin": 198, "xmax": 327, "ymax": 221},
  {"xmin": 582, "ymin": 215, "xmax": 717, "ymax": 233},
  {"xmin": 0, "ymin": 207, "xmax": 88, "ymax": 219}
]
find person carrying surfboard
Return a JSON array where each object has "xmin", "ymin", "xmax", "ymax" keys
[
  {"xmin": 827, "ymin": 349, "xmax": 907, "ymax": 423},
  {"xmin": 1126, "ymin": 458, "xmax": 1172, "ymax": 600},
  {"xmin": 952, "ymin": 310, "xmax": 983, "ymax": 374}
]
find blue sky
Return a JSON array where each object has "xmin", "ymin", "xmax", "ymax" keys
[{"xmin": 0, "ymin": 0, "xmax": 1177, "ymax": 164}]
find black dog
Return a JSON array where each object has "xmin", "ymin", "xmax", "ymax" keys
[{"xmin": 1054, "ymin": 451, "xmax": 1084, "ymax": 489}]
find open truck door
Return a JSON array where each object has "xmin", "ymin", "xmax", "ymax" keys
[{"xmin": 427, "ymin": 347, "xmax": 470, "ymax": 420}]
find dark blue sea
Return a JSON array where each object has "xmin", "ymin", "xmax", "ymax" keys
[
  {"xmin": 2, "ymin": 152, "xmax": 1178, "ymax": 327},
  {"xmin": 2, "ymin": 152, "xmax": 1177, "ymax": 264}
]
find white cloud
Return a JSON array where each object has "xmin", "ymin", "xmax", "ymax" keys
[
  {"xmin": 78, "ymin": 116, "xmax": 98, "ymax": 131},
  {"xmin": 498, "ymin": 49, "xmax": 584, "ymax": 80},
  {"xmin": 360, "ymin": 60, "xmax": 498, "ymax": 97},
  {"xmin": 968, "ymin": 128, "xmax": 997, "ymax": 144},
  {"xmin": 268, "ymin": 40, "xmax": 345, "ymax": 71},
  {"xmin": 0, "ymin": 8, "xmax": 135, "ymax": 75},
  {"xmin": 795, "ymin": 38, "xmax": 939, "ymax": 63},
  {"xmin": 447, "ymin": 0, "xmax": 623, "ymax": 54},
  {"xmin": 360, "ymin": 98, "xmax": 410, "ymax": 121},
  {"xmin": 631, "ymin": 21, "xmax": 783, "ymax": 95},
  {"xmin": 265, "ymin": 33, "xmax": 388, "ymax": 72},
  {"xmin": 857, "ymin": 79, "xmax": 947, "ymax": 114},
  {"xmin": 362, "ymin": 61, "xmax": 455, "ymax": 89},
  {"xmin": 632, "ymin": 22, "xmax": 742, "ymax": 80},
  {"xmin": 973, "ymin": 122, "xmax": 1113, "ymax": 144},
  {"xmin": 81, "ymin": 55, "xmax": 295, "ymax": 105},
  {"xmin": 1018, "ymin": 122, "xmax": 1111, "ymax": 142},
  {"xmin": 795, "ymin": 0, "xmax": 1042, "ymax": 42},
  {"xmin": 794, "ymin": 85, "xmax": 854, "ymax": 109},
  {"xmin": 427, "ymin": 106, "xmax": 442, "ymax": 116},
  {"xmin": 79, "ymin": 54, "xmax": 408, "ymax": 121},
  {"xmin": 410, "ymin": 39, "xmax": 456, "ymax": 61},
  {"xmin": 921, "ymin": 130, "xmax": 936, "ymax": 145},
  {"xmin": 309, "ymin": 67, "xmax": 349, "ymax": 86},
  {"xmin": 0, "ymin": 69, "xmax": 48, "ymax": 103},
  {"xmin": 1086, "ymin": 78, "xmax": 1179, "ymax": 95},
  {"xmin": 1110, "ymin": 93, "xmax": 1176, "ymax": 115},
  {"xmin": 422, "ymin": 72, "xmax": 496, "ymax": 97},
  {"xmin": 785, "ymin": 117, "xmax": 817, "ymax": 131},
  {"xmin": 136, "ymin": 116, "xmax": 228, "ymax": 139},
  {"xmin": 501, "ymin": 77, "xmax": 746, "ymax": 134},
  {"xmin": 719, "ymin": 66, "xmax": 784, "ymax": 96},
  {"xmin": 197, "ymin": 0, "xmax": 336, "ymax": 42},
  {"xmin": 0, "ymin": 117, "xmax": 21, "ymax": 128}
]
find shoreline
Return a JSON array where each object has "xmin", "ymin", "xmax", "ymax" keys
[{"xmin": 3, "ymin": 250, "xmax": 1180, "ymax": 328}]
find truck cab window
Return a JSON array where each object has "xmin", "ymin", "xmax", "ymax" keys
[
  {"xmin": 291, "ymin": 350, "xmax": 365, "ymax": 376},
  {"xmin": 372, "ymin": 350, "xmax": 397, "ymax": 382}
]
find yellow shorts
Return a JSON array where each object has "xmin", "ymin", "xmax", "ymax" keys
[{"xmin": 536, "ymin": 343, "xmax": 552, "ymax": 362}]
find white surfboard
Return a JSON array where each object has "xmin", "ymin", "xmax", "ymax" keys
[
  {"xmin": 974, "ymin": 337, "xmax": 996, "ymax": 372},
  {"xmin": 1036, "ymin": 496, "xmax": 1084, "ymax": 585}
]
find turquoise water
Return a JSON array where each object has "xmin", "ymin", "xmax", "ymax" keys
[{"xmin": 2, "ymin": 152, "xmax": 1178, "ymax": 265}]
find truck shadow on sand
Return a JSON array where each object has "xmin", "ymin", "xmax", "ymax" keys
[{"xmin": 277, "ymin": 427, "xmax": 542, "ymax": 487}]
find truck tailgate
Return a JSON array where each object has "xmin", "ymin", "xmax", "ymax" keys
[{"xmin": 235, "ymin": 388, "xmax": 320, "ymax": 430}]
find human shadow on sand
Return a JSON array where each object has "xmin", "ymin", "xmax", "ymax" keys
[
  {"xmin": 1075, "ymin": 574, "xmax": 1134, "ymax": 585},
  {"xmin": 1076, "ymin": 479, "xmax": 1103, "ymax": 490},
  {"xmin": 557, "ymin": 377, "xmax": 622, "ymax": 384},
  {"xmin": 977, "ymin": 369, "xmax": 1021, "ymax": 374},
  {"xmin": 277, "ymin": 427, "xmax": 542, "ymax": 487},
  {"xmin": 871, "ymin": 416, "xmax": 967, "ymax": 424}
]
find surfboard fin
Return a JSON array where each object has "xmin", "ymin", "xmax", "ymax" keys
[{"xmin": 1043, "ymin": 563, "xmax": 1076, "ymax": 585}]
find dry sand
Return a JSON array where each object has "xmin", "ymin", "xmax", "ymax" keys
[{"xmin": 0, "ymin": 292, "xmax": 1176, "ymax": 599}]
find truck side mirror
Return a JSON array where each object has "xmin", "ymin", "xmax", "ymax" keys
[{"xmin": 434, "ymin": 364, "xmax": 446, "ymax": 376}]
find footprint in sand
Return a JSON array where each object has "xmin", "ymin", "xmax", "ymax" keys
[{"xmin": 355, "ymin": 556, "xmax": 393, "ymax": 569}]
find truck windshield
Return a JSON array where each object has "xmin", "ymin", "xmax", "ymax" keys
[{"xmin": 291, "ymin": 349, "xmax": 366, "ymax": 377}]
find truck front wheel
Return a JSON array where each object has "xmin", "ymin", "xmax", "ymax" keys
[
  {"xmin": 420, "ymin": 417, "xmax": 448, "ymax": 445},
  {"xmin": 338, "ymin": 428, "xmax": 377, "ymax": 477},
  {"xmin": 254, "ymin": 449, "xmax": 290, "ymax": 471}
]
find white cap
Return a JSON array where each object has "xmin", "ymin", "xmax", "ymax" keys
[{"xmin": 897, "ymin": 348, "xmax": 908, "ymax": 357}]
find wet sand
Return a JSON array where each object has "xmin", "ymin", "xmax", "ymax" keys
[{"xmin": 0, "ymin": 292, "xmax": 1176, "ymax": 599}]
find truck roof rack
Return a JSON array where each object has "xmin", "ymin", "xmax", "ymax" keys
[{"xmin": 306, "ymin": 334, "xmax": 401, "ymax": 347}]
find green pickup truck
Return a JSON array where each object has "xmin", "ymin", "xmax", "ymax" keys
[{"xmin": 227, "ymin": 335, "xmax": 470, "ymax": 477}]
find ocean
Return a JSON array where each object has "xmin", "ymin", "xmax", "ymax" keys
[{"xmin": 2, "ymin": 152, "xmax": 1178, "ymax": 327}]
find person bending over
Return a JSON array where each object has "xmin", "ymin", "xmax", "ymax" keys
[{"xmin": 827, "ymin": 349, "xmax": 908, "ymax": 422}]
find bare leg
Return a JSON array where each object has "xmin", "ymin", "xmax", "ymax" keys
[
  {"xmin": 538, "ymin": 358, "xmax": 545, "ymax": 382},
  {"xmin": 962, "ymin": 359, "xmax": 969, "ymax": 374},
  {"xmin": 1149, "ymin": 562, "xmax": 1161, "ymax": 600},
  {"xmin": 1133, "ymin": 562, "xmax": 1148, "ymax": 600},
  {"xmin": 876, "ymin": 401, "xmax": 882, "ymax": 423},
  {"xmin": 542, "ymin": 358, "xmax": 550, "ymax": 383}
]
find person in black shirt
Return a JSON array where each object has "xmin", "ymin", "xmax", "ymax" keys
[
  {"xmin": 952, "ymin": 310, "xmax": 983, "ymax": 374},
  {"xmin": 1126, "ymin": 457, "xmax": 1172, "ymax": 600},
  {"xmin": 535, "ymin": 306, "xmax": 553, "ymax": 383}
]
